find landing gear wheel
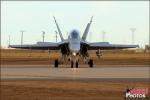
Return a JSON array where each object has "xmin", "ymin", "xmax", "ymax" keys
[
  {"xmin": 54, "ymin": 60, "xmax": 59, "ymax": 68},
  {"xmin": 76, "ymin": 62, "xmax": 78, "ymax": 68},
  {"xmin": 88, "ymin": 59, "xmax": 93, "ymax": 68},
  {"xmin": 71, "ymin": 61, "xmax": 74, "ymax": 68}
]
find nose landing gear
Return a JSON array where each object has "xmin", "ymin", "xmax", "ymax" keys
[
  {"xmin": 71, "ymin": 61, "xmax": 78, "ymax": 68},
  {"xmin": 76, "ymin": 62, "xmax": 78, "ymax": 68},
  {"xmin": 54, "ymin": 55, "xmax": 93, "ymax": 68},
  {"xmin": 71, "ymin": 61, "xmax": 73, "ymax": 68}
]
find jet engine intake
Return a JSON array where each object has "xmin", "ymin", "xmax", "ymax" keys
[
  {"xmin": 80, "ymin": 45, "xmax": 88, "ymax": 54},
  {"xmin": 61, "ymin": 45, "xmax": 69, "ymax": 54}
]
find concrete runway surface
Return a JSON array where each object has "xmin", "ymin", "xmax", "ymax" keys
[{"xmin": 1, "ymin": 65, "xmax": 149, "ymax": 80}]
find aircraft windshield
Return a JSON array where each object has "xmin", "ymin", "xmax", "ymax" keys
[{"xmin": 71, "ymin": 30, "xmax": 78, "ymax": 39}]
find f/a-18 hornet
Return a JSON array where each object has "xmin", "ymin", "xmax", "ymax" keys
[{"xmin": 10, "ymin": 16, "xmax": 139, "ymax": 68}]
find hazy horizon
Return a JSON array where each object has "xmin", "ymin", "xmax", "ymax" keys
[{"xmin": 1, "ymin": 1, "xmax": 149, "ymax": 48}]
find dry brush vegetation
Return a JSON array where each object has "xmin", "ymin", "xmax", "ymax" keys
[{"xmin": 1, "ymin": 49, "xmax": 149, "ymax": 65}]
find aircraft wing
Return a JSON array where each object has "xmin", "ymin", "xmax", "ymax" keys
[
  {"xmin": 9, "ymin": 42, "xmax": 60, "ymax": 50},
  {"xmin": 88, "ymin": 42, "xmax": 139, "ymax": 50}
]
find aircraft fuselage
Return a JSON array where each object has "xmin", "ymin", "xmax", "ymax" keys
[{"xmin": 68, "ymin": 30, "xmax": 80, "ymax": 55}]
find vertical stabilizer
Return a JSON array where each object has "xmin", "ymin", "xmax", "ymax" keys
[
  {"xmin": 82, "ymin": 16, "xmax": 93, "ymax": 41},
  {"xmin": 53, "ymin": 16, "xmax": 64, "ymax": 41}
]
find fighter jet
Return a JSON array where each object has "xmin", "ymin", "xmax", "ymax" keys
[{"xmin": 9, "ymin": 16, "xmax": 139, "ymax": 68}]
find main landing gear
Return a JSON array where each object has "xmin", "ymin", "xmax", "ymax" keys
[
  {"xmin": 54, "ymin": 59, "xmax": 59, "ymax": 68},
  {"xmin": 88, "ymin": 59, "xmax": 93, "ymax": 67}
]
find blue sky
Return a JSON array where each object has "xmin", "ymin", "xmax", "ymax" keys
[{"xmin": 1, "ymin": 1, "xmax": 149, "ymax": 48}]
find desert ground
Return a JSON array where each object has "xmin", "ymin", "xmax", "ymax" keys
[
  {"xmin": 1, "ymin": 80, "xmax": 149, "ymax": 100},
  {"xmin": 1, "ymin": 49, "xmax": 150, "ymax": 100},
  {"xmin": 1, "ymin": 49, "xmax": 150, "ymax": 66}
]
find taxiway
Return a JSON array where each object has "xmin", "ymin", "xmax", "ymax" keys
[{"xmin": 1, "ymin": 65, "xmax": 149, "ymax": 80}]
